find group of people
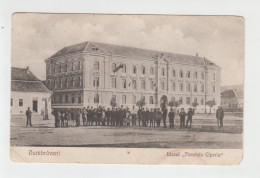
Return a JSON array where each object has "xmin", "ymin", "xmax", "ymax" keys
[
  {"xmin": 25, "ymin": 105, "xmax": 224, "ymax": 129},
  {"xmin": 51, "ymin": 105, "xmax": 196, "ymax": 129}
]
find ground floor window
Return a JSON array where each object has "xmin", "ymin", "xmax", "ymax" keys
[
  {"xmin": 19, "ymin": 99, "xmax": 23, "ymax": 106},
  {"xmin": 94, "ymin": 94, "xmax": 99, "ymax": 103}
]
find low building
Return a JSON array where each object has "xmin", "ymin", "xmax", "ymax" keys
[
  {"xmin": 221, "ymin": 88, "xmax": 243, "ymax": 112},
  {"xmin": 45, "ymin": 41, "xmax": 221, "ymax": 113},
  {"xmin": 11, "ymin": 67, "xmax": 52, "ymax": 116}
]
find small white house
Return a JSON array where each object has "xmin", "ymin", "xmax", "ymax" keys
[{"xmin": 11, "ymin": 67, "xmax": 52, "ymax": 116}]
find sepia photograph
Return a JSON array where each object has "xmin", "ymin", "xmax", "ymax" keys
[{"xmin": 10, "ymin": 13, "xmax": 244, "ymax": 164}]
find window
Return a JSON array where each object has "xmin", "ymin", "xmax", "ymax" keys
[
  {"xmin": 94, "ymin": 94, "xmax": 99, "ymax": 103},
  {"xmin": 112, "ymin": 78, "xmax": 116, "ymax": 88},
  {"xmin": 171, "ymin": 82, "xmax": 176, "ymax": 91},
  {"xmin": 201, "ymin": 98, "xmax": 204, "ymax": 105},
  {"xmin": 201, "ymin": 72, "xmax": 205, "ymax": 79},
  {"xmin": 141, "ymin": 96, "xmax": 145, "ymax": 102},
  {"xmin": 64, "ymin": 63, "xmax": 68, "ymax": 72},
  {"xmin": 71, "ymin": 77, "xmax": 75, "ymax": 88},
  {"xmin": 78, "ymin": 61, "xmax": 82, "ymax": 70},
  {"xmin": 150, "ymin": 67, "xmax": 154, "ymax": 75},
  {"xmin": 19, "ymin": 99, "xmax": 23, "ymax": 106},
  {"xmin": 94, "ymin": 61, "xmax": 99, "ymax": 70},
  {"xmin": 53, "ymin": 79, "xmax": 56, "ymax": 88},
  {"xmin": 122, "ymin": 95, "xmax": 126, "ymax": 104},
  {"xmin": 59, "ymin": 94, "xmax": 62, "ymax": 103},
  {"xmin": 194, "ymin": 84, "xmax": 198, "ymax": 92},
  {"xmin": 122, "ymin": 79, "xmax": 127, "ymax": 89},
  {"xmin": 141, "ymin": 66, "xmax": 145, "ymax": 74},
  {"xmin": 161, "ymin": 68, "xmax": 165, "ymax": 76},
  {"xmin": 78, "ymin": 76, "xmax": 82, "ymax": 87},
  {"xmin": 161, "ymin": 81, "xmax": 165, "ymax": 90},
  {"xmin": 93, "ymin": 77, "xmax": 99, "ymax": 87},
  {"xmin": 47, "ymin": 66, "xmax": 51, "ymax": 75},
  {"xmin": 179, "ymin": 70, "xmax": 183, "ymax": 78},
  {"xmin": 186, "ymin": 71, "xmax": 191, "ymax": 78},
  {"xmin": 65, "ymin": 94, "xmax": 69, "ymax": 103},
  {"xmin": 59, "ymin": 78, "xmax": 62, "ymax": 88},
  {"xmin": 66, "ymin": 78, "xmax": 69, "ymax": 88},
  {"xmin": 47, "ymin": 79, "xmax": 51, "ymax": 88},
  {"xmin": 141, "ymin": 80, "xmax": 146, "ymax": 89},
  {"xmin": 10, "ymin": 98, "xmax": 13, "ymax": 106},
  {"xmin": 194, "ymin": 72, "xmax": 198, "ymax": 79},
  {"xmin": 186, "ymin": 83, "xmax": 191, "ymax": 91},
  {"xmin": 172, "ymin": 69, "xmax": 176, "ymax": 77},
  {"xmin": 112, "ymin": 95, "xmax": 116, "ymax": 101},
  {"xmin": 212, "ymin": 85, "xmax": 216, "ymax": 93},
  {"xmin": 59, "ymin": 65, "xmax": 62, "ymax": 73},
  {"xmin": 71, "ymin": 94, "xmax": 75, "ymax": 103},
  {"xmin": 112, "ymin": 63, "xmax": 116, "ymax": 72},
  {"xmin": 132, "ymin": 80, "xmax": 137, "ymax": 89},
  {"xmin": 201, "ymin": 84, "xmax": 204, "ymax": 92},
  {"xmin": 179, "ymin": 83, "xmax": 183, "ymax": 91},
  {"xmin": 52, "ymin": 66, "xmax": 56, "ymax": 74},
  {"xmin": 179, "ymin": 97, "xmax": 183, "ymax": 104},
  {"xmin": 132, "ymin": 65, "xmax": 136, "ymax": 74},
  {"xmin": 78, "ymin": 93, "xmax": 82, "ymax": 103},
  {"xmin": 186, "ymin": 97, "xmax": 190, "ymax": 105},
  {"xmin": 193, "ymin": 97, "xmax": 198, "ymax": 104},
  {"xmin": 71, "ymin": 62, "xmax": 74, "ymax": 71},
  {"xmin": 122, "ymin": 64, "xmax": 126, "ymax": 73},
  {"xmin": 132, "ymin": 95, "xmax": 136, "ymax": 104},
  {"xmin": 150, "ymin": 81, "xmax": 154, "ymax": 90},
  {"xmin": 149, "ymin": 96, "xmax": 154, "ymax": 104}
]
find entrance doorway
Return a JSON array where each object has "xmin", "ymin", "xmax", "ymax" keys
[{"xmin": 33, "ymin": 99, "xmax": 38, "ymax": 113}]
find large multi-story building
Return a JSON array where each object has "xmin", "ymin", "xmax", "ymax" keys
[{"xmin": 45, "ymin": 41, "xmax": 221, "ymax": 113}]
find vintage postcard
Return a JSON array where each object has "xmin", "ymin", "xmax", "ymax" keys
[{"xmin": 10, "ymin": 13, "xmax": 244, "ymax": 165}]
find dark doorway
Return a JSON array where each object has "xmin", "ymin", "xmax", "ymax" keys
[{"xmin": 33, "ymin": 100, "xmax": 38, "ymax": 113}]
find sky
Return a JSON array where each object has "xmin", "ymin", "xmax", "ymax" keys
[{"xmin": 11, "ymin": 13, "xmax": 244, "ymax": 86}]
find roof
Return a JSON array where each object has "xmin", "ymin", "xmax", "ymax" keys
[
  {"xmin": 221, "ymin": 89, "xmax": 244, "ymax": 100},
  {"xmin": 49, "ymin": 41, "xmax": 220, "ymax": 68},
  {"xmin": 11, "ymin": 67, "xmax": 39, "ymax": 81},
  {"xmin": 11, "ymin": 67, "xmax": 51, "ymax": 93}
]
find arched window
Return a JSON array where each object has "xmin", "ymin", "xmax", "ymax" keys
[
  {"xmin": 93, "ymin": 77, "xmax": 99, "ymax": 87},
  {"xmin": 150, "ymin": 67, "xmax": 154, "ymax": 75},
  {"xmin": 172, "ymin": 69, "xmax": 176, "ymax": 77},
  {"xmin": 78, "ymin": 76, "xmax": 82, "ymax": 87},
  {"xmin": 186, "ymin": 97, "xmax": 190, "ymax": 105},
  {"xmin": 94, "ymin": 61, "xmax": 99, "ymax": 70},
  {"xmin": 186, "ymin": 71, "xmax": 190, "ymax": 78},
  {"xmin": 149, "ymin": 96, "xmax": 154, "ymax": 104},
  {"xmin": 193, "ymin": 97, "xmax": 198, "ymax": 104},
  {"xmin": 112, "ymin": 63, "xmax": 116, "ymax": 72},
  {"xmin": 141, "ymin": 80, "xmax": 146, "ymax": 89},
  {"xmin": 194, "ymin": 72, "xmax": 198, "ymax": 79},
  {"xmin": 78, "ymin": 93, "xmax": 82, "ymax": 103},
  {"xmin": 47, "ymin": 66, "xmax": 51, "ymax": 75},
  {"xmin": 64, "ymin": 63, "xmax": 68, "ymax": 72},
  {"xmin": 78, "ymin": 61, "xmax": 82, "ymax": 70},
  {"xmin": 186, "ymin": 83, "xmax": 191, "ymax": 91},
  {"xmin": 179, "ymin": 70, "xmax": 183, "ymax": 78},
  {"xmin": 65, "ymin": 78, "xmax": 69, "ymax": 88},
  {"xmin": 122, "ymin": 95, "xmax": 126, "ymax": 104},
  {"xmin": 201, "ymin": 72, "xmax": 205, "ymax": 79},
  {"xmin": 141, "ymin": 66, "xmax": 145, "ymax": 74},
  {"xmin": 94, "ymin": 94, "xmax": 99, "ymax": 103},
  {"xmin": 179, "ymin": 97, "xmax": 183, "ymax": 104},
  {"xmin": 59, "ymin": 78, "xmax": 62, "ymax": 88},
  {"xmin": 132, "ymin": 65, "xmax": 136, "ymax": 74},
  {"xmin": 71, "ymin": 77, "xmax": 75, "ymax": 87},
  {"xmin": 132, "ymin": 80, "xmax": 137, "ymax": 89},
  {"xmin": 59, "ymin": 65, "xmax": 62, "ymax": 73},
  {"xmin": 171, "ymin": 82, "xmax": 175, "ymax": 91},
  {"xmin": 161, "ymin": 68, "xmax": 165, "ymax": 76}
]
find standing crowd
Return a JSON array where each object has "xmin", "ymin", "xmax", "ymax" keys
[{"xmin": 51, "ymin": 105, "xmax": 197, "ymax": 129}]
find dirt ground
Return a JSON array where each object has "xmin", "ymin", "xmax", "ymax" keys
[{"xmin": 10, "ymin": 113, "xmax": 243, "ymax": 148}]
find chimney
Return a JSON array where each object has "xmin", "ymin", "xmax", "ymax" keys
[{"xmin": 196, "ymin": 53, "xmax": 199, "ymax": 57}]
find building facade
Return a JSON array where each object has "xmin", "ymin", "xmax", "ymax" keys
[
  {"xmin": 45, "ymin": 42, "xmax": 221, "ymax": 113},
  {"xmin": 11, "ymin": 67, "xmax": 52, "ymax": 115}
]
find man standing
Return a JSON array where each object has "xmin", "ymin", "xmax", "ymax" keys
[
  {"xmin": 162, "ymin": 107, "xmax": 168, "ymax": 128},
  {"xmin": 25, "ymin": 107, "xmax": 32, "ymax": 127},
  {"xmin": 186, "ymin": 108, "xmax": 194, "ymax": 129},
  {"xmin": 106, "ymin": 108, "xmax": 111, "ymax": 126},
  {"xmin": 137, "ymin": 107, "xmax": 142, "ymax": 127},
  {"xmin": 216, "ymin": 106, "xmax": 224, "ymax": 128},
  {"xmin": 179, "ymin": 108, "xmax": 186, "ymax": 129},
  {"xmin": 131, "ymin": 106, "xmax": 137, "ymax": 127},
  {"xmin": 168, "ymin": 108, "xmax": 175, "ymax": 129}
]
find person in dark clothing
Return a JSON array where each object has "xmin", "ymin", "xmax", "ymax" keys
[
  {"xmin": 61, "ymin": 111, "xmax": 65, "ymax": 128},
  {"xmin": 111, "ymin": 108, "xmax": 116, "ymax": 126},
  {"xmin": 143, "ymin": 108, "xmax": 149, "ymax": 127},
  {"xmin": 216, "ymin": 106, "xmax": 224, "ymax": 128},
  {"xmin": 162, "ymin": 107, "xmax": 168, "ymax": 128},
  {"xmin": 131, "ymin": 106, "xmax": 137, "ymax": 127},
  {"xmin": 157, "ymin": 108, "xmax": 162, "ymax": 127},
  {"xmin": 137, "ymin": 108, "xmax": 143, "ymax": 127},
  {"xmin": 26, "ymin": 107, "xmax": 32, "ymax": 127},
  {"xmin": 82, "ymin": 108, "xmax": 87, "ymax": 126},
  {"xmin": 179, "ymin": 108, "xmax": 186, "ymax": 129},
  {"xmin": 186, "ymin": 108, "xmax": 194, "ymax": 128},
  {"xmin": 149, "ymin": 109, "xmax": 154, "ymax": 127},
  {"xmin": 168, "ymin": 108, "xmax": 175, "ymax": 129},
  {"xmin": 106, "ymin": 108, "xmax": 111, "ymax": 126}
]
